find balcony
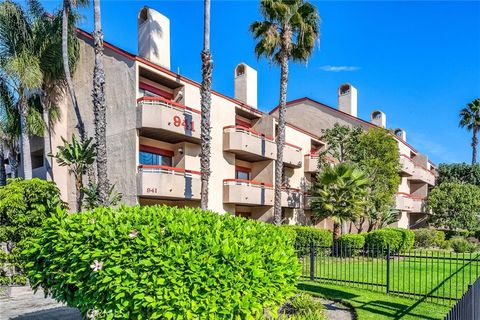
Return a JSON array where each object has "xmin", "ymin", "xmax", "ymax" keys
[
  {"xmin": 281, "ymin": 188, "xmax": 302, "ymax": 208},
  {"xmin": 223, "ymin": 126, "xmax": 276, "ymax": 161},
  {"xmin": 395, "ymin": 193, "xmax": 426, "ymax": 212},
  {"xmin": 304, "ymin": 154, "xmax": 319, "ymax": 172},
  {"xmin": 137, "ymin": 96, "xmax": 201, "ymax": 143},
  {"xmin": 399, "ymin": 154, "xmax": 415, "ymax": 176},
  {"xmin": 137, "ymin": 165, "xmax": 201, "ymax": 200},
  {"xmin": 283, "ymin": 143, "xmax": 302, "ymax": 168},
  {"xmin": 409, "ymin": 165, "xmax": 436, "ymax": 185},
  {"xmin": 223, "ymin": 179, "xmax": 274, "ymax": 206}
]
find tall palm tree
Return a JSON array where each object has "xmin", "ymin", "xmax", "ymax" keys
[
  {"xmin": 200, "ymin": 0, "xmax": 213, "ymax": 210},
  {"xmin": 310, "ymin": 163, "xmax": 368, "ymax": 243},
  {"xmin": 459, "ymin": 98, "xmax": 480, "ymax": 165},
  {"xmin": 0, "ymin": 0, "xmax": 44, "ymax": 179},
  {"xmin": 92, "ymin": 0, "xmax": 109, "ymax": 205},
  {"xmin": 62, "ymin": 0, "xmax": 87, "ymax": 141},
  {"xmin": 51, "ymin": 135, "xmax": 96, "ymax": 211},
  {"xmin": 251, "ymin": 0, "xmax": 320, "ymax": 224}
]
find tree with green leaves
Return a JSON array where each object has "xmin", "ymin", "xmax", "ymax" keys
[
  {"xmin": 436, "ymin": 162, "xmax": 480, "ymax": 186},
  {"xmin": 310, "ymin": 163, "xmax": 368, "ymax": 242},
  {"xmin": 427, "ymin": 182, "xmax": 480, "ymax": 230},
  {"xmin": 352, "ymin": 127, "xmax": 400, "ymax": 231},
  {"xmin": 50, "ymin": 135, "xmax": 96, "ymax": 212},
  {"xmin": 92, "ymin": 0, "xmax": 110, "ymax": 206},
  {"xmin": 318, "ymin": 123, "xmax": 363, "ymax": 166},
  {"xmin": 459, "ymin": 98, "xmax": 480, "ymax": 165},
  {"xmin": 0, "ymin": 0, "xmax": 44, "ymax": 179},
  {"xmin": 251, "ymin": 0, "xmax": 320, "ymax": 225},
  {"xmin": 200, "ymin": 0, "xmax": 213, "ymax": 210}
]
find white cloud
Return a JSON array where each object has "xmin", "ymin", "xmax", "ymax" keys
[
  {"xmin": 407, "ymin": 131, "xmax": 463, "ymax": 164},
  {"xmin": 318, "ymin": 65, "xmax": 361, "ymax": 72}
]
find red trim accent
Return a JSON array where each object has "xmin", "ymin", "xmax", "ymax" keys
[
  {"xmin": 139, "ymin": 165, "xmax": 200, "ymax": 175},
  {"xmin": 235, "ymin": 117, "xmax": 252, "ymax": 128},
  {"xmin": 223, "ymin": 125, "xmax": 275, "ymax": 141},
  {"xmin": 285, "ymin": 142, "xmax": 302, "ymax": 150},
  {"xmin": 223, "ymin": 178, "xmax": 273, "ymax": 188},
  {"xmin": 139, "ymin": 82, "xmax": 173, "ymax": 99},
  {"xmin": 139, "ymin": 144, "xmax": 174, "ymax": 157},
  {"xmin": 137, "ymin": 96, "xmax": 201, "ymax": 114},
  {"xmin": 235, "ymin": 165, "xmax": 252, "ymax": 173},
  {"xmin": 395, "ymin": 192, "xmax": 426, "ymax": 200}
]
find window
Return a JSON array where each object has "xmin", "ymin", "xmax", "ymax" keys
[
  {"xmin": 235, "ymin": 166, "xmax": 251, "ymax": 181},
  {"xmin": 139, "ymin": 145, "xmax": 173, "ymax": 167}
]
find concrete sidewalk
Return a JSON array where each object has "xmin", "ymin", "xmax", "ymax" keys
[{"xmin": 0, "ymin": 287, "xmax": 80, "ymax": 320}]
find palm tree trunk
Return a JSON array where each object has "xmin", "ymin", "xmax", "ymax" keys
[
  {"xmin": 75, "ymin": 174, "xmax": 83, "ymax": 212},
  {"xmin": 273, "ymin": 52, "xmax": 289, "ymax": 225},
  {"xmin": 9, "ymin": 151, "xmax": 18, "ymax": 179},
  {"xmin": 200, "ymin": 0, "xmax": 212, "ymax": 210},
  {"xmin": 41, "ymin": 98, "xmax": 54, "ymax": 181},
  {"xmin": 333, "ymin": 221, "xmax": 341, "ymax": 242},
  {"xmin": 92, "ymin": 0, "xmax": 109, "ymax": 206},
  {"xmin": 62, "ymin": 0, "xmax": 86, "ymax": 142},
  {"xmin": 472, "ymin": 127, "xmax": 478, "ymax": 165},
  {"xmin": 0, "ymin": 142, "xmax": 6, "ymax": 186},
  {"xmin": 19, "ymin": 102, "xmax": 32, "ymax": 179}
]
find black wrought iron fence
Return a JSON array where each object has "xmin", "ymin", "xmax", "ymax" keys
[
  {"xmin": 297, "ymin": 243, "xmax": 480, "ymax": 306},
  {"xmin": 445, "ymin": 277, "xmax": 480, "ymax": 320}
]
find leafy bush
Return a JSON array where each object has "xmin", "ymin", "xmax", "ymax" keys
[
  {"xmin": 23, "ymin": 205, "xmax": 300, "ymax": 319},
  {"xmin": 444, "ymin": 229, "xmax": 472, "ymax": 240},
  {"xmin": 283, "ymin": 225, "xmax": 332, "ymax": 248},
  {"xmin": 337, "ymin": 234, "xmax": 365, "ymax": 256},
  {"xmin": 278, "ymin": 293, "xmax": 325, "ymax": 319},
  {"xmin": 365, "ymin": 228, "xmax": 414, "ymax": 252},
  {"xmin": 413, "ymin": 229, "xmax": 445, "ymax": 248},
  {"xmin": 0, "ymin": 178, "xmax": 64, "ymax": 285},
  {"xmin": 449, "ymin": 236, "xmax": 478, "ymax": 253}
]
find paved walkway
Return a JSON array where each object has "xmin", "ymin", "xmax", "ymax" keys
[
  {"xmin": 0, "ymin": 287, "xmax": 80, "ymax": 320},
  {"xmin": 318, "ymin": 298, "xmax": 354, "ymax": 320}
]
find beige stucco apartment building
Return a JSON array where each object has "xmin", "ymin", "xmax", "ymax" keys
[{"xmin": 23, "ymin": 7, "xmax": 436, "ymax": 230}]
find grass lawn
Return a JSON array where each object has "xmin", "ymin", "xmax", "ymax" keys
[
  {"xmin": 299, "ymin": 251, "xmax": 480, "ymax": 304},
  {"xmin": 298, "ymin": 281, "xmax": 451, "ymax": 320}
]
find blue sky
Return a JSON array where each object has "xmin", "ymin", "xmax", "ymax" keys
[{"xmin": 40, "ymin": 0, "xmax": 480, "ymax": 164}]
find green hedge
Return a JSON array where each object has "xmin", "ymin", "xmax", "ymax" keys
[
  {"xmin": 282, "ymin": 225, "xmax": 332, "ymax": 248},
  {"xmin": 338, "ymin": 234, "xmax": 365, "ymax": 249},
  {"xmin": 365, "ymin": 228, "xmax": 414, "ymax": 252},
  {"xmin": 413, "ymin": 229, "xmax": 446, "ymax": 249},
  {"xmin": 22, "ymin": 205, "xmax": 300, "ymax": 319},
  {"xmin": 449, "ymin": 236, "xmax": 479, "ymax": 253}
]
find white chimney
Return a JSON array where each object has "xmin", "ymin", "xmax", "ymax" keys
[
  {"xmin": 138, "ymin": 7, "xmax": 170, "ymax": 69},
  {"xmin": 338, "ymin": 83, "xmax": 357, "ymax": 117},
  {"xmin": 371, "ymin": 110, "xmax": 386, "ymax": 128},
  {"xmin": 394, "ymin": 128, "xmax": 407, "ymax": 141},
  {"xmin": 234, "ymin": 63, "xmax": 257, "ymax": 109}
]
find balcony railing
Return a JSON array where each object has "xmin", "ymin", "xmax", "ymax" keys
[
  {"xmin": 395, "ymin": 192, "xmax": 426, "ymax": 212},
  {"xmin": 283, "ymin": 142, "xmax": 302, "ymax": 168},
  {"xmin": 281, "ymin": 187, "xmax": 302, "ymax": 208},
  {"xmin": 223, "ymin": 178, "xmax": 274, "ymax": 206},
  {"xmin": 137, "ymin": 96, "xmax": 201, "ymax": 140},
  {"xmin": 399, "ymin": 154, "xmax": 415, "ymax": 176},
  {"xmin": 223, "ymin": 126, "xmax": 276, "ymax": 161},
  {"xmin": 137, "ymin": 165, "xmax": 201, "ymax": 200}
]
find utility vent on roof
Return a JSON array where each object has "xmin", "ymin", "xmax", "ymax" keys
[
  {"xmin": 371, "ymin": 110, "xmax": 386, "ymax": 128},
  {"xmin": 338, "ymin": 83, "xmax": 357, "ymax": 117}
]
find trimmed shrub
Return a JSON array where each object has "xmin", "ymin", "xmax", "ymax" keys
[
  {"xmin": 444, "ymin": 229, "xmax": 472, "ymax": 240},
  {"xmin": 23, "ymin": 205, "xmax": 300, "ymax": 319},
  {"xmin": 283, "ymin": 225, "xmax": 332, "ymax": 248},
  {"xmin": 449, "ymin": 236, "xmax": 478, "ymax": 253},
  {"xmin": 413, "ymin": 229, "xmax": 446, "ymax": 249},
  {"xmin": 337, "ymin": 234, "xmax": 365, "ymax": 257},
  {"xmin": 365, "ymin": 228, "xmax": 414, "ymax": 252},
  {"xmin": 0, "ymin": 178, "xmax": 64, "ymax": 286}
]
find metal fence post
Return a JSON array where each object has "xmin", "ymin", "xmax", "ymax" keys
[
  {"xmin": 386, "ymin": 244, "xmax": 390, "ymax": 295},
  {"xmin": 310, "ymin": 241, "xmax": 315, "ymax": 281}
]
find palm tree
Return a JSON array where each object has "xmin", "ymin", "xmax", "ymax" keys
[
  {"xmin": 251, "ymin": 0, "xmax": 320, "ymax": 224},
  {"xmin": 92, "ymin": 0, "xmax": 109, "ymax": 206},
  {"xmin": 310, "ymin": 163, "xmax": 368, "ymax": 243},
  {"xmin": 459, "ymin": 98, "xmax": 480, "ymax": 165},
  {"xmin": 62, "ymin": 0, "xmax": 87, "ymax": 141},
  {"xmin": 200, "ymin": 0, "xmax": 213, "ymax": 210},
  {"xmin": 0, "ymin": 0, "xmax": 44, "ymax": 179},
  {"xmin": 51, "ymin": 135, "xmax": 96, "ymax": 211}
]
